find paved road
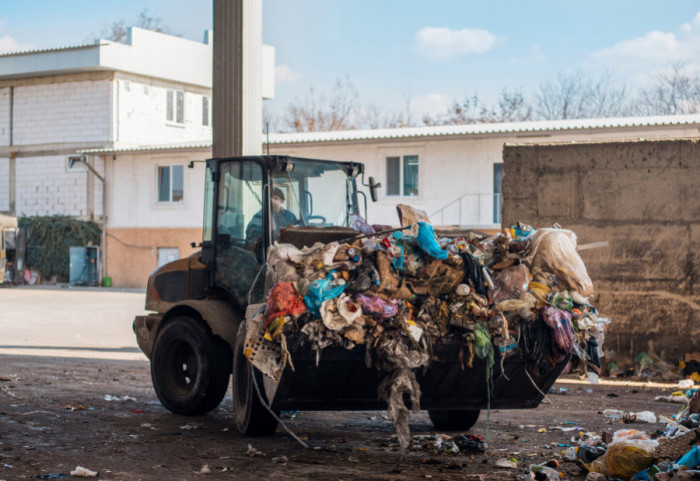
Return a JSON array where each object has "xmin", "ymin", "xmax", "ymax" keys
[{"xmin": 0, "ymin": 286, "xmax": 149, "ymax": 361}]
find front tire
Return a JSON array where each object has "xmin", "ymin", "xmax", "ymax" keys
[
  {"xmin": 151, "ymin": 316, "xmax": 231, "ymax": 415},
  {"xmin": 428, "ymin": 409, "xmax": 481, "ymax": 431},
  {"xmin": 232, "ymin": 322, "xmax": 278, "ymax": 436}
]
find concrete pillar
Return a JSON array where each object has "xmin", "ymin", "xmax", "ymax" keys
[{"xmin": 213, "ymin": 0, "xmax": 263, "ymax": 158}]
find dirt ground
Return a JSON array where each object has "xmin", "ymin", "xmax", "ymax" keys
[{"xmin": 0, "ymin": 353, "xmax": 686, "ymax": 481}]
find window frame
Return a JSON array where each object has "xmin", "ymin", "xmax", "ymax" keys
[
  {"xmin": 166, "ymin": 89, "xmax": 185, "ymax": 125},
  {"xmin": 157, "ymin": 164, "xmax": 185, "ymax": 204},
  {"xmin": 384, "ymin": 154, "xmax": 420, "ymax": 198}
]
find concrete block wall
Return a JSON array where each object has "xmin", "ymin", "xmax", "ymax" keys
[
  {"xmin": 0, "ymin": 88, "xmax": 9, "ymax": 145},
  {"xmin": 15, "ymin": 155, "xmax": 88, "ymax": 217},
  {"xmin": 115, "ymin": 77, "xmax": 212, "ymax": 146},
  {"xmin": 0, "ymin": 157, "xmax": 8, "ymax": 211},
  {"xmin": 502, "ymin": 139, "xmax": 700, "ymax": 362},
  {"xmin": 12, "ymin": 80, "xmax": 110, "ymax": 145}
]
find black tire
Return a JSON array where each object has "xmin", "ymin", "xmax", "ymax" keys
[
  {"xmin": 232, "ymin": 322, "xmax": 278, "ymax": 436},
  {"xmin": 428, "ymin": 409, "xmax": 481, "ymax": 431},
  {"xmin": 151, "ymin": 316, "xmax": 231, "ymax": 415}
]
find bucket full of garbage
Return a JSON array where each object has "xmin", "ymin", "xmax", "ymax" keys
[{"xmin": 241, "ymin": 207, "xmax": 609, "ymax": 449}]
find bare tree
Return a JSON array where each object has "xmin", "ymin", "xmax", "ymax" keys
[
  {"xmin": 535, "ymin": 71, "xmax": 631, "ymax": 120},
  {"xmin": 361, "ymin": 103, "xmax": 403, "ymax": 129},
  {"xmin": 483, "ymin": 88, "xmax": 533, "ymax": 123},
  {"xmin": 88, "ymin": 9, "xmax": 178, "ymax": 43},
  {"xmin": 423, "ymin": 93, "xmax": 484, "ymax": 126},
  {"xmin": 283, "ymin": 76, "xmax": 360, "ymax": 132},
  {"xmin": 639, "ymin": 62, "xmax": 700, "ymax": 115}
]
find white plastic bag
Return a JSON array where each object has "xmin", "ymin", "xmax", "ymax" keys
[{"xmin": 528, "ymin": 228, "xmax": 594, "ymax": 296}]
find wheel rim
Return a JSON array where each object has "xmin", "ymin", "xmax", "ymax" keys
[{"xmin": 165, "ymin": 339, "xmax": 199, "ymax": 396}]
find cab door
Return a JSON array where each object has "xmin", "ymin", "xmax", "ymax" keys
[{"xmin": 211, "ymin": 159, "xmax": 267, "ymax": 307}]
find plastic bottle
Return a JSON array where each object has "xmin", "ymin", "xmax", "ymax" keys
[
  {"xmin": 529, "ymin": 464, "xmax": 562, "ymax": 480},
  {"xmin": 603, "ymin": 409, "xmax": 624, "ymax": 420}
]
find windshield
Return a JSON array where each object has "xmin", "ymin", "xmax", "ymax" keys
[{"xmin": 270, "ymin": 160, "xmax": 356, "ymax": 229}]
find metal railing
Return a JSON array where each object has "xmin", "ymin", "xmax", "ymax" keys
[{"xmin": 430, "ymin": 193, "xmax": 502, "ymax": 227}]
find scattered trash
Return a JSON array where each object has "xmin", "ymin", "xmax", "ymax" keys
[
  {"xmin": 271, "ymin": 456, "xmax": 288, "ymax": 466},
  {"xmin": 246, "ymin": 444, "xmax": 266, "ymax": 457},
  {"xmin": 104, "ymin": 395, "xmax": 136, "ymax": 402},
  {"xmin": 603, "ymin": 409, "xmax": 625, "ymax": 421},
  {"xmin": 679, "ymin": 380, "xmax": 695, "ymax": 390},
  {"xmin": 529, "ymin": 463, "xmax": 561, "ymax": 480},
  {"xmin": 179, "ymin": 423, "xmax": 204, "ymax": 430},
  {"xmin": 585, "ymin": 473, "xmax": 607, "ymax": 481},
  {"xmin": 623, "ymin": 411, "xmax": 657, "ymax": 424},
  {"xmin": 495, "ymin": 458, "xmax": 518, "ymax": 469},
  {"xmin": 64, "ymin": 405, "xmax": 85, "ymax": 411},
  {"xmin": 655, "ymin": 393, "xmax": 691, "ymax": 404},
  {"xmin": 38, "ymin": 474, "xmax": 69, "ymax": 480},
  {"xmin": 69, "ymin": 466, "xmax": 98, "ymax": 477},
  {"xmin": 196, "ymin": 465, "xmax": 211, "ymax": 474}
]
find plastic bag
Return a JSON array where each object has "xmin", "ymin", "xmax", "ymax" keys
[
  {"xmin": 677, "ymin": 445, "xmax": 700, "ymax": 469},
  {"xmin": 492, "ymin": 264, "xmax": 531, "ymax": 304},
  {"xmin": 541, "ymin": 306, "xmax": 575, "ymax": 362},
  {"xmin": 356, "ymin": 293, "xmax": 398, "ymax": 319},
  {"xmin": 303, "ymin": 271, "xmax": 346, "ymax": 317},
  {"xmin": 605, "ymin": 439, "xmax": 657, "ymax": 478},
  {"xmin": 320, "ymin": 294, "xmax": 362, "ymax": 331},
  {"xmin": 266, "ymin": 282, "xmax": 307, "ymax": 323},
  {"xmin": 349, "ymin": 214, "xmax": 375, "ymax": 235},
  {"xmin": 415, "ymin": 222, "xmax": 449, "ymax": 260},
  {"xmin": 528, "ymin": 228, "xmax": 594, "ymax": 296}
]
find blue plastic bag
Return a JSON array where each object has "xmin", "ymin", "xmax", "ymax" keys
[
  {"xmin": 416, "ymin": 222, "xmax": 449, "ymax": 260},
  {"xmin": 677, "ymin": 445, "xmax": 700, "ymax": 469},
  {"xmin": 303, "ymin": 270, "xmax": 346, "ymax": 317}
]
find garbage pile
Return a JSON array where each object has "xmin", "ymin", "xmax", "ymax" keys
[
  {"xmin": 243, "ymin": 208, "xmax": 609, "ymax": 449},
  {"xmin": 558, "ymin": 389, "xmax": 700, "ymax": 480}
]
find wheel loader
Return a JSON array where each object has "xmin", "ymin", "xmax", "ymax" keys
[{"xmin": 133, "ymin": 155, "xmax": 568, "ymax": 436}]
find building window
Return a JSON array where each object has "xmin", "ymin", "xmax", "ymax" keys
[
  {"xmin": 493, "ymin": 163, "xmax": 503, "ymax": 224},
  {"xmin": 166, "ymin": 89, "xmax": 185, "ymax": 124},
  {"xmin": 202, "ymin": 96, "xmax": 211, "ymax": 126},
  {"xmin": 158, "ymin": 165, "xmax": 184, "ymax": 202},
  {"xmin": 386, "ymin": 155, "xmax": 419, "ymax": 196}
]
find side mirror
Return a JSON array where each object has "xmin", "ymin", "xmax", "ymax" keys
[{"xmin": 368, "ymin": 176, "xmax": 381, "ymax": 202}]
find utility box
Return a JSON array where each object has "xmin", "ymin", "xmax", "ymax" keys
[{"xmin": 69, "ymin": 246, "xmax": 100, "ymax": 286}]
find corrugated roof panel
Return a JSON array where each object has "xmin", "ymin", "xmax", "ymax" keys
[
  {"xmin": 76, "ymin": 114, "xmax": 700, "ymax": 154},
  {"xmin": 267, "ymin": 114, "xmax": 700, "ymax": 144},
  {"xmin": 0, "ymin": 43, "xmax": 99, "ymax": 58}
]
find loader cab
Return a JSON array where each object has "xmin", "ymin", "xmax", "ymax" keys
[{"xmin": 200, "ymin": 155, "xmax": 364, "ymax": 308}]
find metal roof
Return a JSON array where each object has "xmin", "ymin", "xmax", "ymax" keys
[
  {"xmin": 77, "ymin": 114, "xmax": 700, "ymax": 155},
  {"xmin": 0, "ymin": 43, "xmax": 99, "ymax": 58},
  {"xmin": 78, "ymin": 141, "xmax": 212, "ymax": 155},
  {"xmin": 267, "ymin": 114, "xmax": 700, "ymax": 144}
]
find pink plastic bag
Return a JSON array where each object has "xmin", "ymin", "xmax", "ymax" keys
[{"xmin": 541, "ymin": 306, "xmax": 574, "ymax": 362}]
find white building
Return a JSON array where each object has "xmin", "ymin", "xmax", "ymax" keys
[
  {"xmin": 0, "ymin": 27, "xmax": 273, "ymax": 285},
  {"xmin": 81, "ymin": 114, "xmax": 700, "ymax": 287}
]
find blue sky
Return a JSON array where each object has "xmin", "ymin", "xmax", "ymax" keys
[{"xmin": 1, "ymin": 1, "xmax": 699, "ymax": 121}]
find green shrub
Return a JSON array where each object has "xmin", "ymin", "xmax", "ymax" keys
[{"xmin": 18, "ymin": 216, "xmax": 101, "ymax": 282}]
